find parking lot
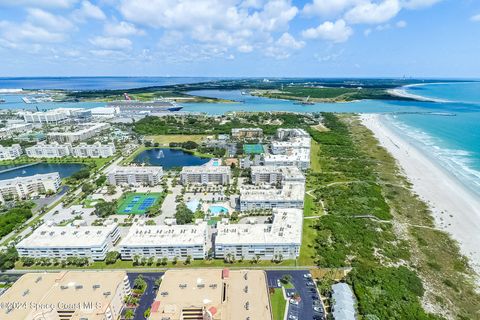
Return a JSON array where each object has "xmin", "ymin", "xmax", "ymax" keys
[
  {"xmin": 126, "ymin": 272, "xmax": 164, "ymax": 320},
  {"xmin": 266, "ymin": 270, "xmax": 326, "ymax": 320}
]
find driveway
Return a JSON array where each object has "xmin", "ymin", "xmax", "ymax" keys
[{"xmin": 127, "ymin": 272, "xmax": 164, "ymax": 320}]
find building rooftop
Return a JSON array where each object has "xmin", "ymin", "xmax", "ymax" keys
[
  {"xmin": 119, "ymin": 223, "xmax": 207, "ymax": 247},
  {"xmin": 240, "ymin": 182, "xmax": 305, "ymax": 202},
  {"xmin": 0, "ymin": 172, "xmax": 60, "ymax": 186},
  {"xmin": 110, "ymin": 165, "xmax": 163, "ymax": 175},
  {"xmin": 181, "ymin": 165, "xmax": 230, "ymax": 175},
  {"xmin": 150, "ymin": 269, "xmax": 272, "ymax": 320},
  {"xmin": 216, "ymin": 208, "xmax": 302, "ymax": 246},
  {"xmin": 0, "ymin": 271, "xmax": 128, "ymax": 320},
  {"xmin": 251, "ymin": 165, "xmax": 305, "ymax": 181},
  {"xmin": 332, "ymin": 283, "xmax": 356, "ymax": 320},
  {"xmin": 16, "ymin": 223, "xmax": 118, "ymax": 249}
]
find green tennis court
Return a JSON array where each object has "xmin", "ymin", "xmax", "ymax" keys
[
  {"xmin": 243, "ymin": 144, "xmax": 264, "ymax": 154},
  {"xmin": 116, "ymin": 193, "xmax": 162, "ymax": 215}
]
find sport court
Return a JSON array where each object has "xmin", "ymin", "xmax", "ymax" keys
[
  {"xmin": 117, "ymin": 193, "xmax": 161, "ymax": 215},
  {"xmin": 243, "ymin": 144, "xmax": 264, "ymax": 154}
]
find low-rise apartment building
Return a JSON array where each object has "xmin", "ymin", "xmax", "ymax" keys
[
  {"xmin": 150, "ymin": 269, "xmax": 272, "ymax": 320},
  {"xmin": 251, "ymin": 165, "xmax": 305, "ymax": 185},
  {"xmin": 0, "ymin": 271, "xmax": 131, "ymax": 320},
  {"xmin": 119, "ymin": 222, "xmax": 208, "ymax": 260},
  {"xmin": 71, "ymin": 142, "xmax": 116, "ymax": 158},
  {"xmin": 107, "ymin": 166, "xmax": 163, "ymax": 186},
  {"xmin": 239, "ymin": 182, "xmax": 305, "ymax": 211},
  {"xmin": 22, "ymin": 110, "xmax": 69, "ymax": 124},
  {"xmin": 0, "ymin": 172, "xmax": 61, "ymax": 202},
  {"xmin": 180, "ymin": 164, "xmax": 231, "ymax": 185},
  {"xmin": 232, "ymin": 127, "xmax": 263, "ymax": 139},
  {"xmin": 25, "ymin": 141, "xmax": 71, "ymax": 158},
  {"xmin": 47, "ymin": 122, "xmax": 110, "ymax": 143},
  {"xmin": 0, "ymin": 123, "xmax": 33, "ymax": 138},
  {"xmin": 215, "ymin": 208, "xmax": 302, "ymax": 260},
  {"xmin": 0, "ymin": 144, "xmax": 22, "ymax": 160},
  {"xmin": 16, "ymin": 223, "xmax": 120, "ymax": 261}
]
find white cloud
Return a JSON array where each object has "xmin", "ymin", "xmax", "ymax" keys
[
  {"xmin": 0, "ymin": 21, "xmax": 66, "ymax": 43},
  {"xmin": 401, "ymin": 0, "xmax": 442, "ymax": 9},
  {"xmin": 72, "ymin": 1, "xmax": 106, "ymax": 21},
  {"xmin": 89, "ymin": 36, "xmax": 132, "ymax": 50},
  {"xmin": 119, "ymin": 0, "xmax": 298, "ymax": 55},
  {"xmin": 302, "ymin": 19, "xmax": 353, "ymax": 43},
  {"xmin": 26, "ymin": 8, "xmax": 74, "ymax": 31},
  {"xmin": 396, "ymin": 20, "xmax": 407, "ymax": 28},
  {"xmin": 345, "ymin": 0, "xmax": 401, "ymax": 25},
  {"xmin": 276, "ymin": 32, "xmax": 305, "ymax": 49},
  {"xmin": 303, "ymin": 0, "xmax": 359, "ymax": 17},
  {"xmin": 0, "ymin": 0, "xmax": 78, "ymax": 8},
  {"xmin": 471, "ymin": 14, "xmax": 480, "ymax": 22},
  {"xmin": 104, "ymin": 21, "xmax": 144, "ymax": 37}
]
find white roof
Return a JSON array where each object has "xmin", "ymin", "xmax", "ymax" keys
[
  {"xmin": 240, "ymin": 182, "xmax": 305, "ymax": 202},
  {"xmin": 216, "ymin": 209, "xmax": 302, "ymax": 245},
  {"xmin": 16, "ymin": 224, "xmax": 118, "ymax": 249},
  {"xmin": 111, "ymin": 165, "xmax": 163, "ymax": 175},
  {"xmin": 332, "ymin": 283, "xmax": 356, "ymax": 320},
  {"xmin": 119, "ymin": 223, "xmax": 207, "ymax": 247},
  {"xmin": 181, "ymin": 165, "xmax": 230, "ymax": 175},
  {"xmin": 251, "ymin": 165, "xmax": 304, "ymax": 181}
]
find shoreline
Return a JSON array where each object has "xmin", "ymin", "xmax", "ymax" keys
[
  {"xmin": 387, "ymin": 87, "xmax": 449, "ymax": 103},
  {"xmin": 361, "ymin": 113, "xmax": 480, "ymax": 275}
]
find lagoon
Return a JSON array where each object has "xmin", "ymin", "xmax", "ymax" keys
[
  {"xmin": 0, "ymin": 163, "xmax": 85, "ymax": 180},
  {"xmin": 132, "ymin": 148, "xmax": 210, "ymax": 169}
]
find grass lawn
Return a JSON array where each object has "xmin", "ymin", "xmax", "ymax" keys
[
  {"xmin": 117, "ymin": 193, "xmax": 162, "ymax": 215},
  {"xmin": 310, "ymin": 139, "xmax": 321, "ymax": 173},
  {"xmin": 146, "ymin": 135, "xmax": 207, "ymax": 145},
  {"xmin": 299, "ymin": 219, "xmax": 318, "ymax": 266},
  {"xmin": 270, "ymin": 288, "xmax": 287, "ymax": 320},
  {"xmin": 16, "ymin": 258, "xmax": 298, "ymax": 270}
]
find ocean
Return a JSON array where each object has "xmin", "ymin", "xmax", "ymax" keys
[{"xmin": 0, "ymin": 77, "xmax": 478, "ymax": 196}]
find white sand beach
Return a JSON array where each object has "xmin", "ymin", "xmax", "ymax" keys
[
  {"xmin": 387, "ymin": 87, "xmax": 448, "ymax": 103},
  {"xmin": 361, "ymin": 114, "xmax": 480, "ymax": 275}
]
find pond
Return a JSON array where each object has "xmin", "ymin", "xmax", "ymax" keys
[
  {"xmin": 132, "ymin": 148, "xmax": 210, "ymax": 169},
  {"xmin": 0, "ymin": 162, "xmax": 86, "ymax": 180}
]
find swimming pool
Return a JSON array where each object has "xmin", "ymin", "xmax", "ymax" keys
[{"xmin": 208, "ymin": 205, "xmax": 229, "ymax": 216}]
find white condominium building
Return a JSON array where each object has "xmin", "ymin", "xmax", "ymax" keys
[
  {"xmin": 232, "ymin": 128, "xmax": 263, "ymax": 139},
  {"xmin": 25, "ymin": 141, "xmax": 71, "ymax": 158},
  {"xmin": 22, "ymin": 110, "xmax": 69, "ymax": 124},
  {"xmin": 215, "ymin": 209, "xmax": 303, "ymax": 260},
  {"xmin": 71, "ymin": 142, "xmax": 116, "ymax": 158},
  {"xmin": 0, "ymin": 271, "xmax": 131, "ymax": 320},
  {"xmin": 0, "ymin": 172, "xmax": 61, "ymax": 202},
  {"xmin": 119, "ymin": 223, "xmax": 208, "ymax": 260},
  {"xmin": 180, "ymin": 164, "xmax": 231, "ymax": 185},
  {"xmin": 16, "ymin": 223, "xmax": 120, "ymax": 261},
  {"xmin": 276, "ymin": 128, "xmax": 310, "ymax": 140},
  {"xmin": 0, "ymin": 144, "xmax": 22, "ymax": 160},
  {"xmin": 251, "ymin": 165, "xmax": 305, "ymax": 185},
  {"xmin": 263, "ymin": 151, "xmax": 310, "ymax": 171},
  {"xmin": 239, "ymin": 182, "xmax": 305, "ymax": 211},
  {"xmin": 108, "ymin": 166, "xmax": 163, "ymax": 186},
  {"xmin": 0, "ymin": 123, "xmax": 33, "ymax": 138},
  {"xmin": 47, "ymin": 122, "xmax": 110, "ymax": 143},
  {"xmin": 264, "ymin": 128, "xmax": 311, "ymax": 170}
]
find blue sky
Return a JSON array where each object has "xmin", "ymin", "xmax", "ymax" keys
[{"xmin": 0, "ymin": 0, "xmax": 479, "ymax": 77}]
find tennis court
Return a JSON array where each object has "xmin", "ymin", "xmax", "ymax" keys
[
  {"xmin": 116, "ymin": 193, "xmax": 162, "ymax": 215},
  {"xmin": 243, "ymin": 144, "xmax": 264, "ymax": 154}
]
